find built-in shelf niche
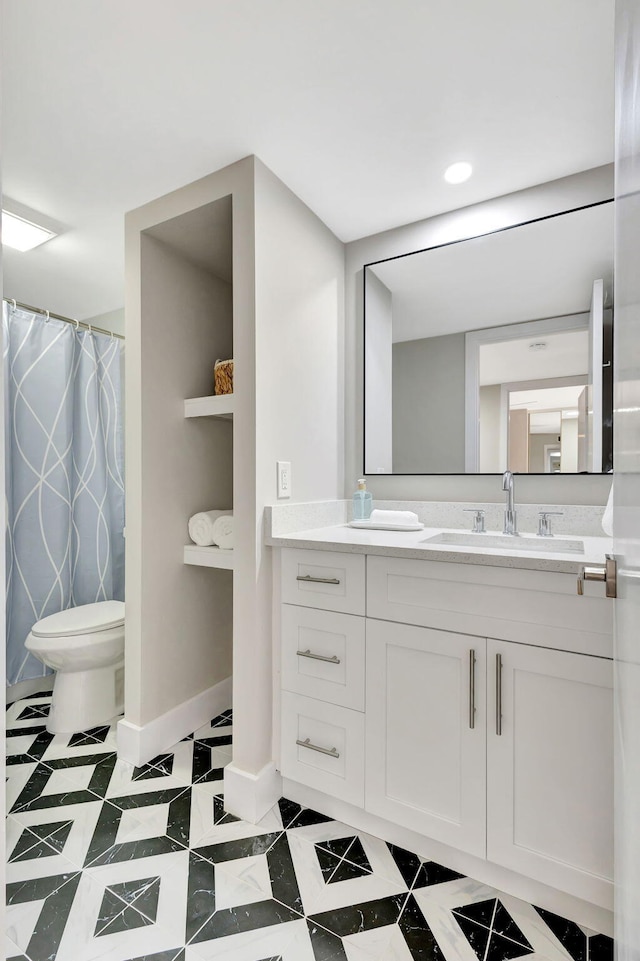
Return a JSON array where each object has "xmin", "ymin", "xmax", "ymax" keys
[
  {"xmin": 184, "ymin": 394, "xmax": 234, "ymax": 419},
  {"xmin": 183, "ymin": 545, "xmax": 234, "ymax": 570}
]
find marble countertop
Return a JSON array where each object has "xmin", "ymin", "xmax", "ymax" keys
[{"xmin": 266, "ymin": 523, "xmax": 613, "ymax": 573}]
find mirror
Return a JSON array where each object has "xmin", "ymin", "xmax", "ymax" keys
[{"xmin": 364, "ymin": 200, "xmax": 614, "ymax": 475}]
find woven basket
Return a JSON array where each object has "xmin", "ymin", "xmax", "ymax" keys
[{"xmin": 214, "ymin": 358, "xmax": 234, "ymax": 395}]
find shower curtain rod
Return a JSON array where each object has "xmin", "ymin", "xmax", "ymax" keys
[{"xmin": 4, "ymin": 298, "xmax": 125, "ymax": 340}]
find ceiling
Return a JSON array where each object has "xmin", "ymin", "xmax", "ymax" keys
[
  {"xmin": 370, "ymin": 201, "xmax": 614, "ymax": 343},
  {"xmin": 1, "ymin": 0, "xmax": 614, "ymax": 320},
  {"xmin": 479, "ymin": 329, "xmax": 589, "ymax": 387}
]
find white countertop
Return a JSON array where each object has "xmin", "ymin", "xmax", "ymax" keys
[{"xmin": 266, "ymin": 523, "xmax": 613, "ymax": 573}]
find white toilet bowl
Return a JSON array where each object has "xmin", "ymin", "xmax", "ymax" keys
[{"xmin": 25, "ymin": 601, "xmax": 125, "ymax": 734}]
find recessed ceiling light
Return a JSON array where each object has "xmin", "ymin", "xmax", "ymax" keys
[
  {"xmin": 444, "ymin": 162, "xmax": 473, "ymax": 184},
  {"xmin": 529, "ymin": 342, "xmax": 547, "ymax": 351},
  {"xmin": 2, "ymin": 210, "xmax": 57, "ymax": 251}
]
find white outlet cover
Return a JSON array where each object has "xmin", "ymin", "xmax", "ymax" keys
[{"xmin": 277, "ymin": 461, "xmax": 291, "ymax": 499}]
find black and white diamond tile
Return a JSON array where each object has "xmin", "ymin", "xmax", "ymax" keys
[{"xmin": 5, "ymin": 692, "xmax": 615, "ymax": 961}]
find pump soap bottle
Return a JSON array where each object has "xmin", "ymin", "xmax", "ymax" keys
[{"xmin": 353, "ymin": 478, "xmax": 373, "ymax": 521}]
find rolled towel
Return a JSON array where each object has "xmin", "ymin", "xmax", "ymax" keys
[
  {"xmin": 188, "ymin": 510, "xmax": 232, "ymax": 546},
  {"xmin": 369, "ymin": 508, "xmax": 419, "ymax": 527},
  {"xmin": 211, "ymin": 513, "xmax": 234, "ymax": 550}
]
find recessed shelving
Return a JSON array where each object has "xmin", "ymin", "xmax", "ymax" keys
[
  {"xmin": 184, "ymin": 394, "xmax": 234, "ymax": 419},
  {"xmin": 184, "ymin": 544, "xmax": 234, "ymax": 570}
]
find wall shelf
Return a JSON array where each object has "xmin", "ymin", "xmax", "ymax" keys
[
  {"xmin": 184, "ymin": 394, "xmax": 234, "ymax": 419},
  {"xmin": 184, "ymin": 545, "xmax": 234, "ymax": 570}
]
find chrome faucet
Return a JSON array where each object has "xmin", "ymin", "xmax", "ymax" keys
[{"xmin": 502, "ymin": 470, "xmax": 517, "ymax": 535}]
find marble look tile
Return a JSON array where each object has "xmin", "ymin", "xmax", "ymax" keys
[
  {"xmin": 288, "ymin": 819, "xmax": 407, "ymax": 891},
  {"xmin": 6, "ymin": 870, "xmax": 81, "ymax": 961},
  {"xmin": 185, "ymin": 917, "xmax": 316, "ymax": 960},
  {"xmin": 288, "ymin": 830, "xmax": 407, "ymax": 917},
  {"xmin": 56, "ymin": 850, "xmax": 190, "ymax": 961}
]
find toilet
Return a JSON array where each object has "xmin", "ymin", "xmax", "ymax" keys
[{"xmin": 25, "ymin": 601, "xmax": 125, "ymax": 735}]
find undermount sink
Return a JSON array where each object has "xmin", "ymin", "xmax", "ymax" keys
[{"xmin": 422, "ymin": 532, "xmax": 585, "ymax": 554}]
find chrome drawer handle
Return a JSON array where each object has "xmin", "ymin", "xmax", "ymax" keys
[
  {"xmin": 496, "ymin": 653, "xmax": 503, "ymax": 736},
  {"xmin": 469, "ymin": 649, "xmax": 476, "ymax": 730},
  {"xmin": 296, "ymin": 574, "xmax": 341, "ymax": 585},
  {"xmin": 296, "ymin": 649, "xmax": 341, "ymax": 664},
  {"xmin": 296, "ymin": 737, "xmax": 340, "ymax": 759}
]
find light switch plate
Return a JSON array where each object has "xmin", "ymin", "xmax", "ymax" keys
[{"xmin": 277, "ymin": 461, "xmax": 291, "ymax": 499}]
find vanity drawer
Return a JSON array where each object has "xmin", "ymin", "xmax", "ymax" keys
[
  {"xmin": 280, "ymin": 691, "xmax": 365, "ymax": 805},
  {"xmin": 281, "ymin": 605, "xmax": 365, "ymax": 710},
  {"xmin": 281, "ymin": 549, "xmax": 365, "ymax": 614},
  {"xmin": 367, "ymin": 555, "xmax": 613, "ymax": 657}
]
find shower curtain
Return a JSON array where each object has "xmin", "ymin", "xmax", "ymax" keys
[{"xmin": 3, "ymin": 303, "xmax": 125, "ymax": 687}]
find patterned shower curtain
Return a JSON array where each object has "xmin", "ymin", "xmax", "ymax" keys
[{"xmin": 3, "ymin": 303, "xmax": 125, "ymax": 687}]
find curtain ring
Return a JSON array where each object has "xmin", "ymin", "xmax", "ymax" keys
[
  {"xmin": 74, "ymin": 318, "xmax": 80, "ymax": 331},
  {"xmin": 11, "ymin": 299, "xmax": 16, "ymax": 311},
  {"xmin": 45, "ymin": 310, "xmax": 50, "ymax": 323},
  {"xmin": 87, "ymin": 324, "xmax": 92, "ymax": 335}
]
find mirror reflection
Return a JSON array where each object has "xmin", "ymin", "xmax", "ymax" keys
[{"xmin": 364, "ymin": 201, "xmax": 614, "ymax": 475}]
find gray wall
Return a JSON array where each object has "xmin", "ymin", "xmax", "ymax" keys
[
  {"xmin": 479, "ymin": 385, "xmax": 502, "ymax": 473},
  {"xmin": 392, "ymin": 333, "xmax": 465, "ymax": 472},
  {"xmin": 345, "ymin": 164, "xmax": 614, "ymax": 504}
]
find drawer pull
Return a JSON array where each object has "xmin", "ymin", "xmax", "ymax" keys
[
  {"xmin": 469, "ymin": 649, "xmax": 476, "ymax": 730},
  {"xmin": 496, "ymin": 653, "xmax": 503, "ymax": 736},
  {"xmin": 296, "ymin": 574, "xmax": 341, "ymax": 585},
  {"xmin": 296, "ymin": 737, "xmax": 340, "ymax": 759},
  {"xmin": 296, "ymin": 648, "xmax": 341, "ymax": 664}
]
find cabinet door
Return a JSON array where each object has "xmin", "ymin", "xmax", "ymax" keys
[
  {"xmin": 487, "ymin": 639, "xmax": 613, "ymax": 909},
  {"xmin": 365, "ymin": 619, "xmax": 486, "ymax": 857}
]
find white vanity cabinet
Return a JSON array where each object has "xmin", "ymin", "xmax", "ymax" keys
[
  {"xmin": 486, "ymin": 639, "xmax": 613, "ymax": 907},
  {"xmin": 365, "ymin": 619, "xmax": 487, "ymax": 857},
  {"xmin": 277, "ymin": 546, "xmax": 614, "ymax": 911}
]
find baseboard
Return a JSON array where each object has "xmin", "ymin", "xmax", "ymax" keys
[
  {"xmin": 224, "ymin": 760, "xmax": 282, "ymax": 824},
  {"xmin": 282, "ymin": 778, "xmax": 614, "ymax": 939},
  {"xmin": 117, "ymin": 675, "xmax": 232, "ymax": 766},
  {"xmin": 7, "ymin": 673, "xmax": 55, "ymax": 705}
]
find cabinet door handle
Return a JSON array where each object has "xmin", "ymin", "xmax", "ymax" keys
[
  {"xmin": 296, "ymin": 574, "xmax": 341, "ymax": 585},
  {"xmin": 296, "ymin": 649, "xmax": 341, "ymax": 664},
  {"xmin": 496, "ymin": 653, "xmax": 503, "ymax": 736},
  {"xmin": 469, "ymin": 649, "xmax": 476, "ymax": 729},
  {"xmin": 296, "ymin": 737, "xmax": 340, "ymax": 758}
]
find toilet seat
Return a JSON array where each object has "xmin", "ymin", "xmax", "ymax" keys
[{"xmin": 31, "ymin": 601, "xmax": 125, "ymax": 638}]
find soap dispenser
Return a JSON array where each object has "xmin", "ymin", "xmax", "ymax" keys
[{"xmin": 353, "ymin": 478, "xmax": 373, "ymax": 521}]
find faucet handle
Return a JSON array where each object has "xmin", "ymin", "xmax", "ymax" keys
[
  {"xmin": 463, "ymin": 508, "xmax": 486, "ymax": 533},
  {"xmin": 537, "ymin": 511, "xmax": 563, "ymax": 537}
]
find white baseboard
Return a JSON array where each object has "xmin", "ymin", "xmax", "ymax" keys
[
  {"xmin": 117, "ymin": 675, "xmax": 232, "ymax": 766},
  {"xmin": 224, "ymin": 760, "xmax": 282, "ymax": 824},
  {"xmin": 7, "ymin": 674, "xmax": 56, "ymax": 705}
]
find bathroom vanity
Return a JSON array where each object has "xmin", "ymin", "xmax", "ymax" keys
[{"xmin": 269, "ymin": 516, "xmax": 614, "ymax": 924}]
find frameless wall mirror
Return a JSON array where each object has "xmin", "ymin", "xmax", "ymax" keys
[{"xmin": 364, "ymin": 200, "xmax": 614, "ymax": 475}]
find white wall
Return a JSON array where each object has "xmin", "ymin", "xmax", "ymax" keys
[
  {"xmin": 232, "ymin": 158, "xmax": 345, "ymax": 780},
  {"xmin": 85, "ymin": 307, "xmax": 125, "ymax": 337},
  {"xmin": 561, "ymin": 418, "xmax": 579, "ymax": 473},
  {"xmin": 345, "ymin": 166, "xmax": 614, "ymax": 504},
  {"xmin": 364, "ymin": 271, "xmax": 393, "ymax": 473}
]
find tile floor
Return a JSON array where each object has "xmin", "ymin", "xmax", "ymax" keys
[{"xmin": 6, "ymin": 691, "xmax": 615, "ymax": 961}]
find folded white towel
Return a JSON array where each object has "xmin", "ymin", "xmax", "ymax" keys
[
  {"xmin": 211, "ymin": 513, "xmax": 234, "ymax": 550},
  {"xmin": 188, "ymin": 510, "xmax": 232, "ymax": 546},
  {"xmin": 369, "ymin": 508, "xmax": 420, "ymax": 527}
]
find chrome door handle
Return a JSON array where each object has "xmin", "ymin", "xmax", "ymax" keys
[
  {"xmin": 469, "ymin": 649, "xmax": 476, "ymax": 729},
  {"xmin": 496, "ymin": 653, "xmax": 503, "ymax": 736},
  {"xmin": 296, "ymin": 649, "xmax": 341, "ymax": 664},
  {"xmin": 296, "ymin": 737, "xmax": 340, "ymax": 758},
  {"xmin": 577, "ymin": 554, "xmax": 617, "ymax": 598},
  {"xmin": 296, "ymin": 574, "xmax": 341, "ymax": 585}
]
